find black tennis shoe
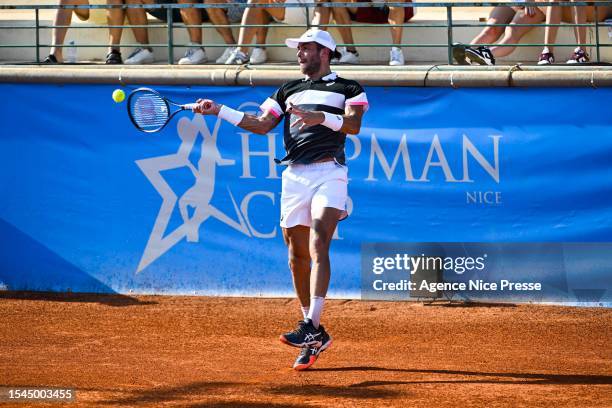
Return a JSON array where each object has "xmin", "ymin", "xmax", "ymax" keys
[
  {"xmin": 452, "ymin": 43, "xmax": 469, "ymax": 65},
  {"xmin": 105, "ymin": 49, "xmax": 123, "ymax": 65},
  {"xmin": 293, "ymin": 325, "xmax": 333, "ymax": 371},
  {"xmin": 280, "ymin": 318, "xmax": 324, "ymax": 348},
  {"xmin": 465, "ymin": 46, "xmax": 496, "ymax": 66}
]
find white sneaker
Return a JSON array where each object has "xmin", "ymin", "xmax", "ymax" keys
[
  {"xmin": 338, "ymin": 47, "xmax": 359, "ymax": 64},
  {"xmin": 124, "ymin": 47, "xmax": 154, "ymax": 65},
  {"xmin": 178, "ymin": 46, "xmax": 208, "ymax": 65},
  {"xmin": 389, "ymin": 47, "xmax": 404, "ymax": 66},
  {"xmin": 249, "ymin": 47, "xmax": 267, "ymax": 64},
  {"xmin": 215, "ymin": 47, "xmax": 235, "ymax": 64},
  {"xmin": 331, "ymin": 46, "xmax": 342, "ymax": 64},
  {"xmin": 224, "ymin": 48, "xmax": 249, "ymax": 65}
]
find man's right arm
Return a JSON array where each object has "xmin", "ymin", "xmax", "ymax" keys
[
  {"xmin": 193, "ymin": 99, "xmax": 282, "ymax": 135},
  {"xmin": 235, "ymin": 110, "xmax": 282, "ymax": 135}
]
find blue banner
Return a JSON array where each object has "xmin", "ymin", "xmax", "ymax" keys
[{"xmin": 0, "ymin": 83, "xmax": 611, "ymax": 304}]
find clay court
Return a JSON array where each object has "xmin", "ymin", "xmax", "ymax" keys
[{"xmin": 1, "ymin": 292, "xmax": 610, "ymax": 407}]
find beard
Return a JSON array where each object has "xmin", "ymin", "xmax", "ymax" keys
[{"xmin": 301, "ymin": 58, "xmax": 321, "ymax": 76}]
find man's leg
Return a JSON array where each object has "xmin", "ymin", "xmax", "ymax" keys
[
  {"xmin": 313, "ymin": 0, "xmax": 331, "ymax": 27},
  {"xmin": 282, "ymin": 226, "xmax": 312, "ymax": 316},
  {"xmin": 489, "ymin": 7, "xmax": 545, "ymax": 57},
  {"xmin": 49, "ymin": 0, "xmax": 86, "ymax": 61},
  {"xmin": 471, "ymin": 6, "xmax": 514, "ymax": 45},
  {"xmin": 177, "ymin": 0, "xmax": 210, "ymax": 63},
  {"xmin": 387, "ymin": 0, "xmax": 405, "ymax": 46},
  {"xmin": 312, "ymin": 0, "xmax": 359, "ymax": 61},
  {"xmin": 206, "ymin": 0, "xmax": 238, "ymax": 45},
  {"xmin": 178, "ymin": 0, "xmax": 204, "ymax": 44},
  {"xmin": 123, "ymin": 0, "xmax": 155, "ymax": 63},
  {"xmin": 125, "ymin": 0, "xmax": 151, "ymax": 45},
  {"xmin": 307, "ymin": 207, "xmax": 341, "ymax": 328},
  {"xmin": 106, "ymin": 0, "xmax": 124, "ymax": 54},
  {"xmin": 571, "ymin": 0, "xmax": 587, "ymax": 49},
  {"xmin": 331, "ymin": 6, "xmax": 358, "ymax": 54},
  {"xmin": 543, "ymin": 0, "xmax": 562, "ymax": 53},
  {"xmin": 454, "ymin": 5, "xmax": 515, "ymax": 65},
  {"xmin": 387, "ymin": 0, "xmax": 405, "ymax": 65},
  {"xmin": 237, "ymin": 0, "xmax": 280, "ymax": 54}
]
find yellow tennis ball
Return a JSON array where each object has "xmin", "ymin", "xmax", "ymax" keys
[{"xmin": 112, "ymin": 89, "xmax": 125, "ymax": 103}]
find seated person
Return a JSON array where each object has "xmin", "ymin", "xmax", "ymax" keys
[
  {"xmin": 345, "ymin": 0, "xmax": 415, "ymax": 66},
  {"xmin": 44, "ymin": 0, "xmax": 91, "ymax": 63},
  {"xmin": 224, "ymin": 0, "xmax": 315, "ymax": 64},
  {"xmin": 311, "ymin": 0, "xmax": 360, "ymax": 64},
  {"xmin": 175, "ymin": 0, "xmax": 267, "ymax": 64},
  {"xmin": 538, "ymin": 0, "xmax": 612, "ymax": 64},
  {"xmin": 106, "ymin": 0, "xmax": 156, "ymax": 64},
  {"xmin": 453, "ymin": 1, "xmax": 546, "ymax": 65},
  {"xmin": 44, "ymin": 0, "xmax": 155, "ymax": 64}
]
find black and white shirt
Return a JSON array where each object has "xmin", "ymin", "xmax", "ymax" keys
[{"xmin": 260, "ymin": 72, "xmax": 368, "ymax": 165}]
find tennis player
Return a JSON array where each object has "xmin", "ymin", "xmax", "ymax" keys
[{"xmin": 193, "ymin": 28, "xmax": 368, "ymax": 370}]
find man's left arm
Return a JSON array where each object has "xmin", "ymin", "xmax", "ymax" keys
[{"xmin": 340, "ymin": 104, "xmax": 365, "ymax": 135}]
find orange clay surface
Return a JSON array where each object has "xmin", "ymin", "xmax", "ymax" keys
[{"xmin": 1, "ymin": 292, "xmax": 611, "ymax": 407}]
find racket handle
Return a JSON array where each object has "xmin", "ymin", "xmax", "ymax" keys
[
  {"xmin": 182, "ymin": 102, "xmax": 212, "ymax": 111},
  {"xmin": 182, "ymin": 103, "xmax": 199, "ymax": 110}
]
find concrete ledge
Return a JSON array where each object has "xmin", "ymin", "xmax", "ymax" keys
[{"xmin": 1, "ymin": 65, "xmax": 611, "ymax": 87}]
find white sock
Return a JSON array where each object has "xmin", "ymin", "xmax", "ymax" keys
[
  {"xmin": 300, "ymin": 306, "xmax": 310, "ymax": 319},
  {"xmin": 307, "ymin": 296, "xmax": 325, "ymax": 328},
  {"xmin": 542, "ymin": 47, "xmax": 550, "ymax": 54}
]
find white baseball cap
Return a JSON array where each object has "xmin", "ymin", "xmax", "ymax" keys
[{"xmin": 285, "ymin": 28, "xmax": 337, "ymax": 51}]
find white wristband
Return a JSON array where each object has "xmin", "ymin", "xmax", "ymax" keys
[
  {"xmin": 218, "ymin": 105, "xmax": 245, "ymax": 126},
  {"xmin": 322, "ymin": 112, "xmax": 343, "ymax": 132}
]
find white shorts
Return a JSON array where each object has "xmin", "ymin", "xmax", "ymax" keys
[{"xmin": 280, "ymin": 161, "xmax": 348, "ymax": 228}]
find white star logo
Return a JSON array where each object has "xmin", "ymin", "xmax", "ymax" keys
[{"xmin": 135, "ymin": 114, "xmax": 251, "ymax": 273}]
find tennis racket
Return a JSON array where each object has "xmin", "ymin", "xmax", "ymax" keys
[{"xmin": 126, "ymin": 87, "xmax": 211, "ymax": 133}]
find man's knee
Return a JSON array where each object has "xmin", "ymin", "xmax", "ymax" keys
[
  {"xmin": 309, "ymin": 226, "xmax": 332, "ymax": 260},
  {"xmin": 288, "ymin": 252, "xmax": 310, "ymax": 272},
  {"xmin": 482, "ymin": 25, "xmax": 504, "ymax": 42}
]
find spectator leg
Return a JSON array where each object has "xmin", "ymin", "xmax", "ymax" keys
[
  {"xmin": 178, "ymin": 0, "xmax": 203, "ymax": 44},
  {"xmin": 256, "ymin": 24, "xmax": 268, "ymax": 47},
  {"xmin": 331, "ymin": 5, "xmax": 357, "ymax": 52},
  {"xmin": 387, "ymin": 0, "xmax": 405, "ymax": 47},
  {"xmin": 50, "ymin": 0, "xmax": 75, "ymax": 60},
  {"xmin": 125, "ymin": 0, "xmax": 152, "ymax": 46},
  {"xmin": 543, "ymin": 0, "xmax": 562, "ymax": 52},
  {"xmin": 106, "ymin": 0, "xmax": 125, "ymax": 52},
  {"xmin": 490, "ymin": 7, "xmax": 545, "ymax": 58},
  {"xmin": 312, "ymin": 0, "xmax": 331, "ymax": 28},
  {"xmin": 205, "ymin": 0, "xmax": 237, "ymax": 45},
  {"xmin": 570, "ymin": 0, "xmax": 587, "ymax": 49},
  {"xmin": 74, "ymin": 0, "xmax": 90, "ymax": 21},
  {"xmin": 313, "ymin": 0, "xmax": 357, "ymax": 51},
  {"xmin": 237, "ymin": 0, "xmax": 278, "ymax": 54},
  {"xmin": 471, "ymin": 6, "xmax": 514, "ymax": 46}
]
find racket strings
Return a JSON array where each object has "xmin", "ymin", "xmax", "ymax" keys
[{"xmin": 130, "ymin": 93, "xmax": 169, "ymax": 130}]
